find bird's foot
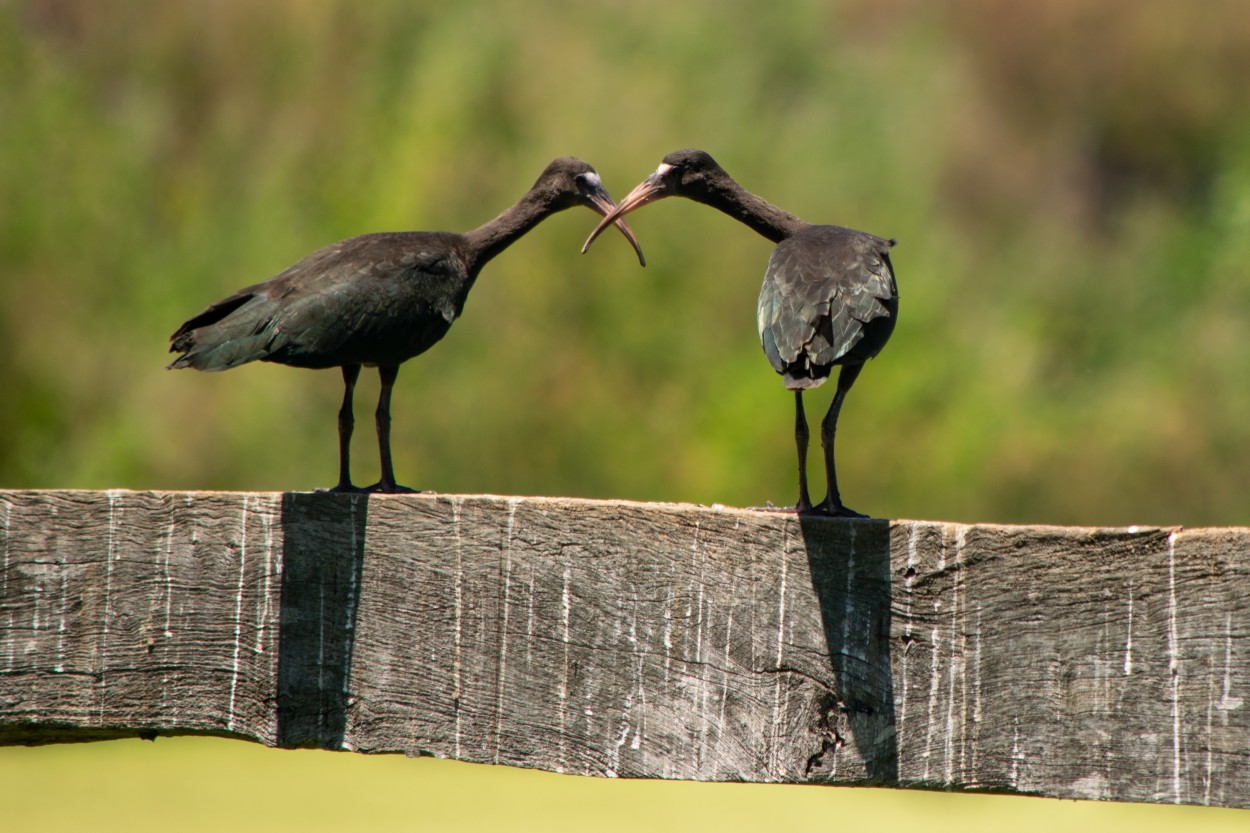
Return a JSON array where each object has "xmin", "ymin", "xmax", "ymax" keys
[
  {"xmin": 317, "ymin": 482, "xmax": 371, "ymax": 494},
  {"xmin": 365, "ymin": 481, "xmax": 428, "ymax": 495},
  {"xmin": 810, "ymin": 499, "xmax": 869, "ymax": 519}
]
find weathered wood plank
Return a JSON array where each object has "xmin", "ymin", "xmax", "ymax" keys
[{"xmin": 1, "ymin": 490, "xmax": 1247, "ymax": 809}]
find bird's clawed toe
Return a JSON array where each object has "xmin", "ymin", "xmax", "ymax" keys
[
  {"xmin": 318, "ymin": 483, "xmax": 371, "ymax": 495},
  {"xmin": 811, "ymin": 499, "xmax": 869, "ymax": 519},
  {"xmin": 793, "ymin": 497, "xmax": 869, "ymax": 519},
  {"xmin": 315, "ymin": 481, "xmax": 428, "ymax": 495},
  {"xmin": 365, "ymin": 481, "xmax": 427, "ymax": 495}
]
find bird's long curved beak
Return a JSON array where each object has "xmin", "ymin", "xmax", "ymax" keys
[
  {"xmin": 581, "ymin": 171, "xmax": 670, "ymax": 257},
  {"xmin": 585, "ymin": 187, "xmax": 647, "ymax": 267}
]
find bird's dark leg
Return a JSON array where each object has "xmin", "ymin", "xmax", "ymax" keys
[
  {"xmin": 794, "ymin": 390, "xmax": 813, "ymax": 513},
  {"xmin": 817, "ymin": 363, "xmax": 868, "ymax": 518},
  {"xmin": 369, "ymin": 365, "xmax": 419, "ymax": 494},
  {"xmin": 323, "ymin": 364, "xmax": 367, "ymax": 493}
]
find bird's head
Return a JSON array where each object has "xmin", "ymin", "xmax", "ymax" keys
[
  {"xmin": 534, "ymin": 157, "xmax": 646, "ymax": 266},
  {"xmin": 647, "ymin": 149, "xmax": 726, "ymax": 201},
  {"xmin": 581, "ymin": 149, "xmax": 727, "ymax": 254}
]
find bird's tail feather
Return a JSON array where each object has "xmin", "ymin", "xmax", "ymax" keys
[
  {"xmin": 167, "ymin": 292, "xmax": 278, "ymax": 371},
  {"xmin": 166, "ymin": 334, "xmax": 276, "ymax": 371}
]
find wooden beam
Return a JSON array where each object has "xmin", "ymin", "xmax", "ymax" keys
[{"xmin": 1, "ymin": 490, "xmax": 1247, "ymax": 808}]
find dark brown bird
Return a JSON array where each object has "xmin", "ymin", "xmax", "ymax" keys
[
  {"xmin": 170, "ymin": 157, "xmax": 645, "ymax": 493},
  {"xmin": 583, "ymin": 149, "xmax": 896, "ymax": 517}
]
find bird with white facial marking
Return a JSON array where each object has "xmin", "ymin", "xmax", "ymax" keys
[
  {"xmin": 171, "ymin": 157, "xmax": 645, "ymax": 493},
  {"xmin": 584, "ymin": 149, "xmax": 896, "ymax": 517}
]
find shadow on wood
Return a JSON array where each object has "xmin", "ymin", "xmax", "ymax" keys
[
  {"xmin": 798, "ymin": 517, "xmax": 897, "ymax": 782},
  {"xmin": 276, "ymin": 492, "xmax": 368, "ymax": 749},
  {"xmin": 2, "ymin": 491, "xmax": 1248, "ymax": 810}
]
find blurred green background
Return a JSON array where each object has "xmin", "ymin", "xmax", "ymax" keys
[{"xmin": 2, "ymin": 0, "xmax": 1248, "ymax": 830}]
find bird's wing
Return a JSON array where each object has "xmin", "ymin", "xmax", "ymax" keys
[
  {"xmin": 758, "ymin": 227, "xmax": 896, "ymax": 374},
  {"xmin": 260, "ymin": 241, "xmax": 465, "ymax": 363},
  {"xmin": 169, "ymin": 235, "xmax": 466, "ymax": 370}
]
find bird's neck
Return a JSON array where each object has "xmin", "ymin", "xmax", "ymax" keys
[
  {"xmin": 462, "ymin": 191, "xmax": 559, "ymax": 272},
  {"xmin": 704, "ymin": 179, "xmax": 809, "ymax": 244}
]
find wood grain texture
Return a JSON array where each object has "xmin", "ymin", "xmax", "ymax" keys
[{"xmin": 1, "ymin": 490, "xmax": 1247, "ymax": 808}]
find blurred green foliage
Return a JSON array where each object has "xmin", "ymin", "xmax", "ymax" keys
[{"xmin": 3, "ymin": 0, "xmax": 1249, "ymax": 528}]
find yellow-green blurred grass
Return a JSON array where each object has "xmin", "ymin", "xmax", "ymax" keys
[{"xmin": 1, "ymin": 738, "xmax": 1246, "ymax": 833}]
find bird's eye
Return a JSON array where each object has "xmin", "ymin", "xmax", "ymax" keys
[{"xmin": 574, "ymin": 174, "xmax": 588, "ymax": 185}]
